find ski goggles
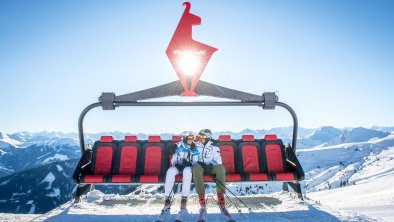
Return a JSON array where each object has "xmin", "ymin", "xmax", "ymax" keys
[{"xmin": 198, "ymin": 134, "xmax": 206, "ymax": 139}]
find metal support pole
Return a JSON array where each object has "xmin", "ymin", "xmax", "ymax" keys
[{"xmin": 78, "ymin": 102, "xmax": 101, "ymax": 154}]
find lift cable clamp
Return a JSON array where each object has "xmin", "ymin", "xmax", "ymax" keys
[
  {"xmin": 262, "ymin": 92, "xmax": 278, "ymax": 110},
  {"xmin": 99, "ymin": 92, "xmax": 116, "ymax": 110}
]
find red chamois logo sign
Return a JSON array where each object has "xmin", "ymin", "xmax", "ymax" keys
[{"xmin": 166, "ymin": 2, "xmax": 218, "ymax": 96}]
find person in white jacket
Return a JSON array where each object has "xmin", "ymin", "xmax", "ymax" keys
[
  {"xmin": 192, "ymin": 129, "xmax": 227, "ymax": 209},
  {"xmin": 163, "ymin": 131, "xmax": 196, "ymax": 210}
]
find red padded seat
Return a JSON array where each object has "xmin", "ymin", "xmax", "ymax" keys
[
  {"xmin": 82, "ymin": 175, "xmax": 106, "ymax": 183},
  {"xmin": 237, "ymin": 135, "xmax": 269, "ymax": 181},
  {"xmin": 138, "ymin": 136, "xmax": 167, "ymax": 183},
  {"xmin": 226, "ymin": 174, "xmax": 242, "ymax": 182},
  {"xmin": 273, "ymin": 172, "xmax": 296, "ymax": 181},
  {"xmin": 204, "ymin": 175, "xmax": 213, "ymax": 182},
  {"xmin": 261, "ymin": 134, "xmax": 297, "ymax": 181},
  {"xmin": 108, "ymin": 136, "xmax": 140, "ymax": 183},
  {"xmin": 172, "ymin": 135, "xmax": 182, "ymax": 142},
  {"xmin": 83, "ymin": 136, "xmax": 117, "ymax": 183},
  {"xmin": 216, "ymin": 135, "xmax": 242, "ymax": 182}
]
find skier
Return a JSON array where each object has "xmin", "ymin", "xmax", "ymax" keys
[
  {"xmin": 192, "ymin": 129, "xmax": 234, "ymax": 222},
  {"xmin": 157, "ymin": 131, "xmax": 196, "ymax": 222}
]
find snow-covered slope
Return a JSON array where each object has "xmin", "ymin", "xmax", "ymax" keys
[
  {"xmin": 0, "ymin": 159, "xmax": 78, "ymax": 214},
  {"xmin": 297, "ymin": 127, "xmax": 390, "ymax": 149},
  {"xmin": 299, "ymin": 133, "xmax": 394, "ymax": 193},
  {"xmin": 24, "ymin": 191, "xmax": 374, "ymax": 222},
  {"xmin": 307, "ymin": 140, "xmax": 394, "ymax": 221},
  {"xmin": 0, "ymin": 132, "xmax": 22, "ymax": 148}
]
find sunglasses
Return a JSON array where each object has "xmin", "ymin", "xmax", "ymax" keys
[
  {"xmin": 187, "ymin": 137, "xmax": 194, "ymax": 140},
  {"xmin": 199, "ymin": 134, "xmax": 206, "ymax": 139}
]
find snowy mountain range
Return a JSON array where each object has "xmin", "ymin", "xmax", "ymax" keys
[{"xmin": 0, "ymin": 126, "xmax": 393, "ymax": 218}]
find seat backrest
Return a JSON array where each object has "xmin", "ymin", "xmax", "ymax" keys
[
  {"xmin": 237, "ymin": 135, "xmax": 262, "ymax": 174},
  {"xmin": 261, "ymin": 134, "xmax": 287, "ymax": 173},
  {"xmin": 113, "ymin": 136, "xmax": 140, "ymax": 175},
  {"xmin": 90, "ymin": 136, "xmax": 117, "ymax": 175},
  {"xmin": 141, "ymin": 136, "xmax": 167, "ymax": 175},
  {"xmin": 216, "ymin": 135, "xmax": 237, "ymax": 174}
]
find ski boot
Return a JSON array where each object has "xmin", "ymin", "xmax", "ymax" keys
[
  {"xmin": 217, "ymin": 193, "xmax": 235, "ymax": 222},
  {"xmin": 197, "ymin": 193, "xmax": 207, "ymax": 222},
  {"xmin": 174, "ymin": 196, "xmax": 188, "ymax": 222},
  {"xmin": 155, "ymin": 197, "xmax": 171, "ymax": 222}
]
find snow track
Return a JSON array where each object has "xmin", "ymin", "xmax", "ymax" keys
[{"xmin": 30, "ymin": 192, "xmax": 374, "ymax": 222}]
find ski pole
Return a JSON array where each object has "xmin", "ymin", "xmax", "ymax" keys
[
  {"xmin": 210, "ymin": 175, "xmax": 242, "ymax": 213},
  {"xmin": 213, "ymin": 177, "xmax": 253, "ymax": 212},
  {"xmin": 167, "ymin": 173, "xmax": 182, "ymax": 205},
  {"xmin": 163, "ymin": 168, "xmax": 182, "ymax": 206}
]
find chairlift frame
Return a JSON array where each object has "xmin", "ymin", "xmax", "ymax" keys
[
  {"xmin": 74, "ymin": 80, "xmax": 303, "ymax": 201},
  {"xmin": 78, "ymin": 80, "xmax": 298, "ymax": 154}
]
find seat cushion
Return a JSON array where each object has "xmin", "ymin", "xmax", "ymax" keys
[
  {"xmin": 226, "ymin": 174, "xmax": 242, "ymax": 182},
  {"xmin": 82, "ymin": 175, "xmax": 106, "ymax": 183},
  {"xmin": 108, "ymin": 175, "xmax": 137, "ymax": 183},
  {"xmin": 139, "ymin": 175, "xmax": 160, "ymax": 183},
  {"xmin": 272, "ymin": 172, "xmax": 296, "ymax": 181},
  {"xmin": 244, "ymin": 173, "xmax": 270, "ymax": 181}
]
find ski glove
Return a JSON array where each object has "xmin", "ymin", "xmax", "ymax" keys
[
  {"xmin": 197, "ymin": 161, "xmax": 207, "ymax": 168},
  {"xmin": 182, "ymin": 159, "xmax": 192, "ymax": 167},
  {"xmin": 204, "ymin": 163, "xmax": 214, "ymax": 176},
  {"xmin": 175, "ymin": 163, "xmax": 184, "ymax": 172}
]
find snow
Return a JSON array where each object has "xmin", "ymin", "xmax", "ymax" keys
[
  {"xmin": 0, "ymin": 213, "xmax": 40, "ymax": 222},
  {"xmin": 47, "ymin": 188, "xmax": 60, "ymax": 197},
  {"xmin": 24, "ymin": 191, "xmax": 374, "ymax": 222},
  {"xmin": 42, "ymin": 154, "xmax": 69, "ymax": 164},
  {"xmin": 28, "ymin": 204, "xmax": 36, "ymax": 214},
  {"xmin": 0, "ymin": 132, "xmax": 22, "ymax": 148},
  {"xmin": 39, "ymin": 172, "xmax": 56, "ymax": 189},
  {"xmin": 56, "ymin": 164, "xmax": 63, "ymax": 172},
  {"xmin": 308, "ymin": 146, "xmax": 394, "ymax": 222},
  {"xmin": 86, "ymin": 190, "xmax": 104, "ymax": 203},
  {"xmin": 0, "ymin": 166, "xmax": 12, "ymax": 174},
  {"xmin": 298, "ymin": 133, "xmax": 394, "ymax": 193}
]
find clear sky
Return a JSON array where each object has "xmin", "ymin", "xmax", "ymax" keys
[{"xmin": 1, "ymin": 0, "xmax": 393, "ymax": 134}]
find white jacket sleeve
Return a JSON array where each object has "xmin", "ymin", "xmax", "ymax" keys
[{"xmin": 212, "ymin": 146, "xmax": 222, "ymax": 165}]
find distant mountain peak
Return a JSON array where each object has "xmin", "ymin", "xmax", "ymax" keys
[
  {"xmin": 0, "ymin": 132, "xmax": 9, "ymax": 140},
  {"xmin": 0, "ymin": 131, "xmax": 22, "ymax": 148}
]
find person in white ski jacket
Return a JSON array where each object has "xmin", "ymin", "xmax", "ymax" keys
[
  {"xmin": 192, "ymin": 129, "xmax": 227, "ymax": 209},
  {"xmin": 163, "ymin": 131, "xmax": 195, "ymax": 210}
]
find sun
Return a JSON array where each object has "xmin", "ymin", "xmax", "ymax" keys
[{"xmin": 178, "ymin": 53, "xmax": 201, "ymax": 76}]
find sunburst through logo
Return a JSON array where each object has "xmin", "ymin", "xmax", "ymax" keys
[{"xmin": 166, "ymin": 2, "xmax": 217, "ymax": 96}]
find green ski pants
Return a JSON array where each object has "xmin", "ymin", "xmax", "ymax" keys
[{"xmin": 192, "ymin": 164, "xmax": 226, "ymax": 195}]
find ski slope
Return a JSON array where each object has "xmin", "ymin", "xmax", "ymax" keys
[
  {"xmin": 307, "ymin": 144, "xmax": 394, "ymax": 221},
  {"xmin": 18, "ymin": 191, "xmax": 373, "ymax": 222}
]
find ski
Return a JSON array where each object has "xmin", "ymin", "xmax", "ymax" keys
[
  {"xmin": 174, "ymin": 208, "xmax": 188, "ymax": 222},
  {"xmin": 155, "ymin": 206, "xmax": 171, "ymax": 222},
  {"xmin": 197, "ymin": 206, "xmax": 207, "ymax": 222},
  {"xmin": 219, "ymin": 205, "xmax": 235, "ymax": 222}
]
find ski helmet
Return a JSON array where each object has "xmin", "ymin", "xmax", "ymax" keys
[
  {"xmin": 198, "ymin": 129, "xmax": 212, "ymax": 144},
  {"xmin": 181, "ymin": 131, "xmax": 194, "ymax": 143}
]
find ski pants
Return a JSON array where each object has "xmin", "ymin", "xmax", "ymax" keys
[
  {"xmin": 164, "ymin": 166, "xmax": 192, "ymax": 197},
  {"xmin": 192, "ymin": 164, "xmax": 226, "ymax": 195}
]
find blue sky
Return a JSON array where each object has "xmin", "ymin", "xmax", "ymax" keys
[{"xmin": 1, "ymin": 0, "xmax": 393, "ymax": 134}]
